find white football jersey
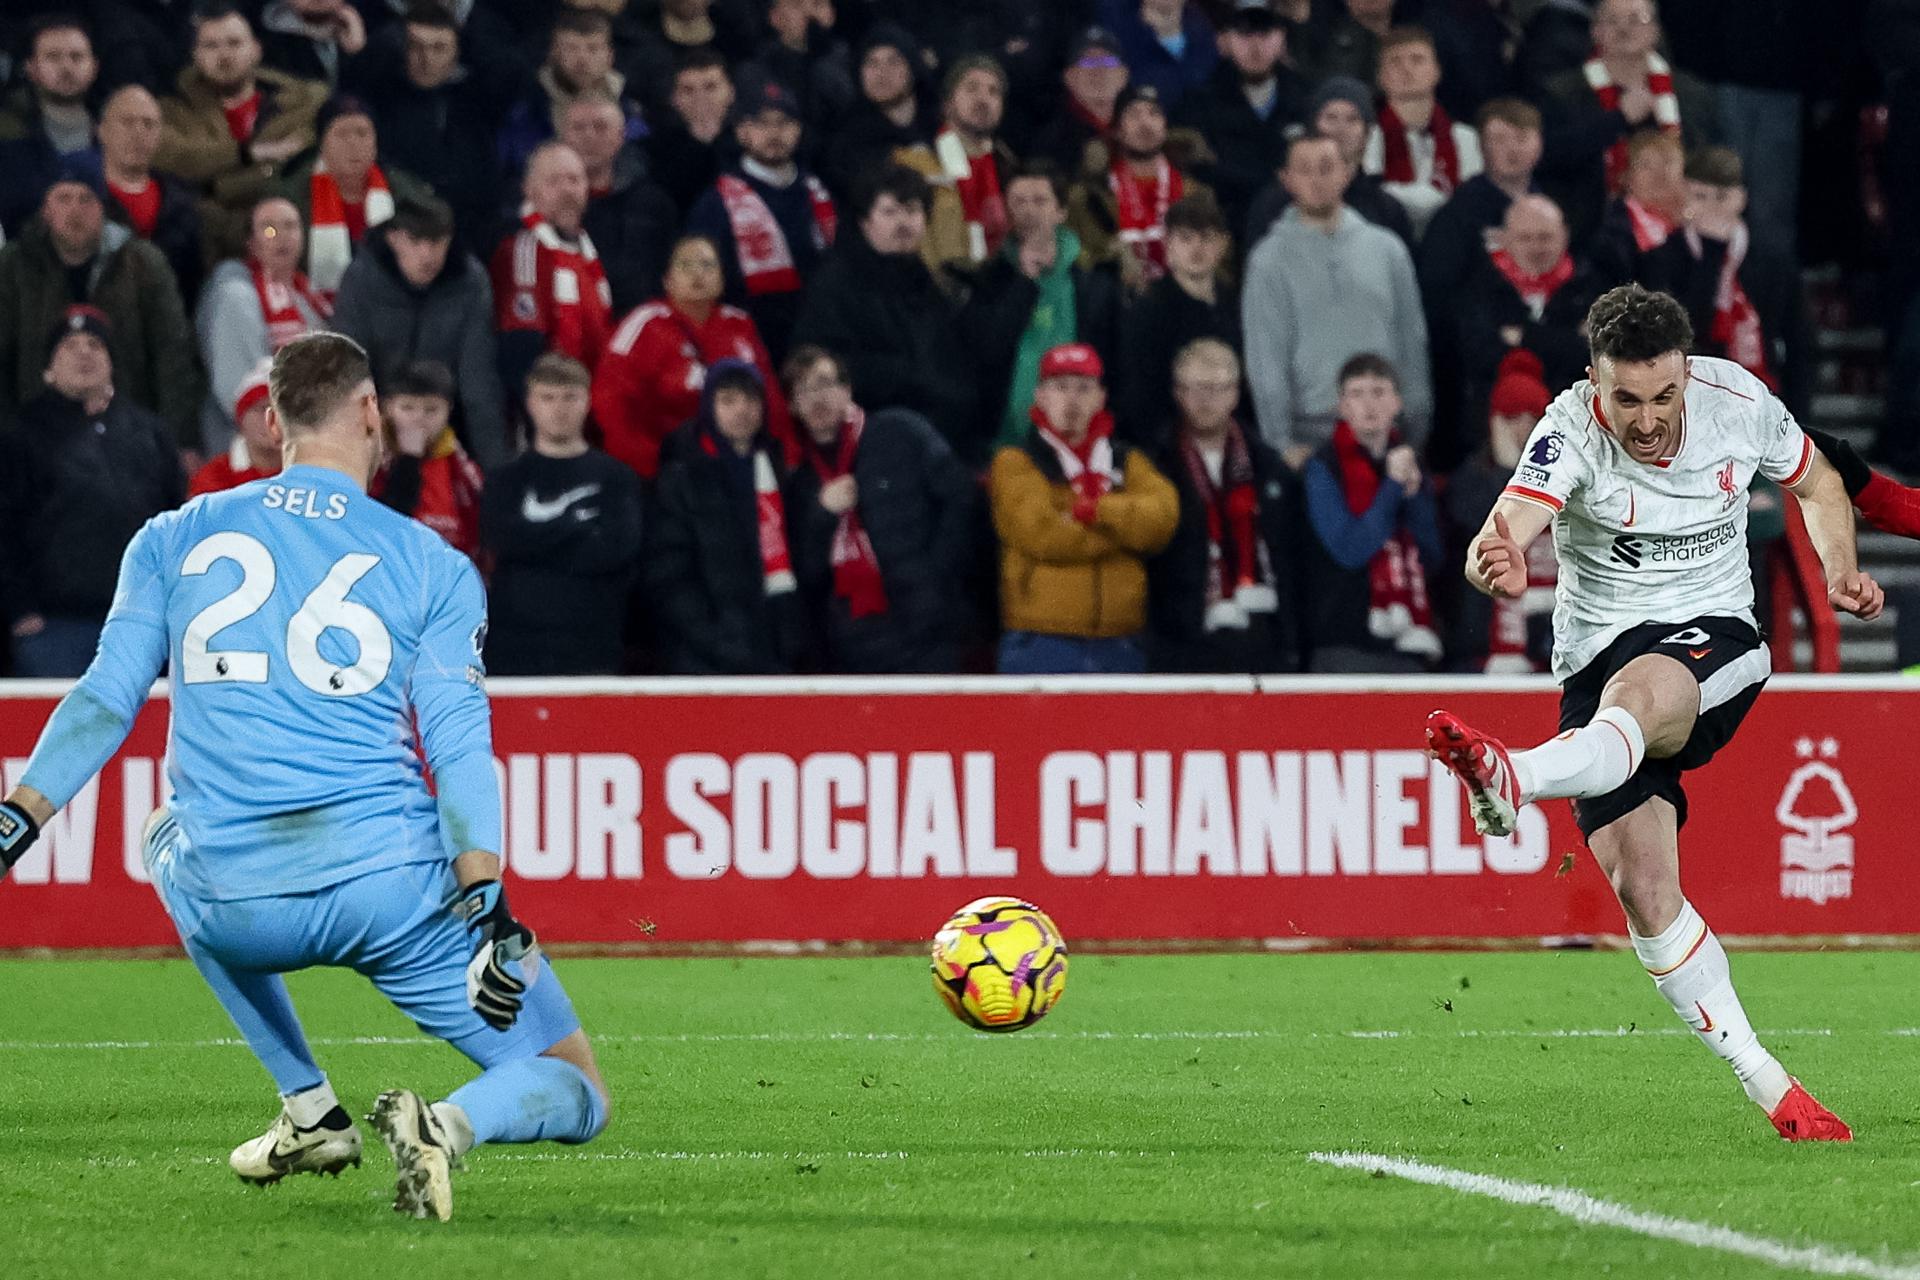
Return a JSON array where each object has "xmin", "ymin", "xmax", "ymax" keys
[{"xmin": 1501, "ymin": 356, "xmax": 1814, "ymax": 679}]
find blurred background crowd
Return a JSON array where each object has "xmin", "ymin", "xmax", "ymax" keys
[{"xmin": 0, "ymin": 0, "xmax": 1915, "ymax": 678}]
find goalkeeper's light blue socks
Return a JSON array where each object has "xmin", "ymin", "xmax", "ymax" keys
[{"xmin": 437, "ymin": 1056, "xmax": 607, "ymax": 1154}]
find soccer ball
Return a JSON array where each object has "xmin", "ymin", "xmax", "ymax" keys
[{"xmin": 929, "ymin": 897, "xmax": 1068, "ymax": 1032}]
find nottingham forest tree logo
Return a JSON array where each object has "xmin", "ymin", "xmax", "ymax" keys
[{"xmin": 1776, "ymin": 737, "xmax": 1856, "ymax": 905}]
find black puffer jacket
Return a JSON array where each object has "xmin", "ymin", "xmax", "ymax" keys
[
  {"xmin": 791, "ymin": 232, "xmax": 982, "ymax": 463},
  {"xmin": 646, "ymin": 420, "xmax": 812, "ymax": 675},
  {"xmin": 0, "ymin": 390, "xmax": 184, "ymax": 626},
  {"xmin": 786, "ymin": 406, "xmax": 980, "ymax": 673}
]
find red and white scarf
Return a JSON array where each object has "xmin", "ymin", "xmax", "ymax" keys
[
  {"xmin": 804, "ymin": 407, "xmax": 889, "ymax": 618},
  {"xmin": 1484, "ymin": 534, "xmax": 1558, "ymax": 673},
  {"xmin": 1034, "ymin": 406, "xmax": 1122, "ymax": 523},
  {"xmin": 1109, "ymin": 153, "xmax": 1182, "ymax": 280},
  {"xmin": 1585, "ymin": 54, "xmax": 1681, "ymax": 195},
  {"xmin": 1688, "ymin": 221, "xmax": 1777, "ymax": 390},
  {"xmin": 1180, "ymin": 422, "xmax": 1278, "ymax": 632},
  {"xmin": 1377, "ymin": 100, "xmax": 1463, "ymax": 195},
  {"xmin": 1330, "ymin": 420, "xmax": 1441, "ymax": 659},
  {"xmin": 308, "ymin": 161, "xmax": 394, "ymax": 297},
  {"xmin": 703, "ymin": 430, "xmax": 796, "ymax": 595},
  {"xmin": 1489, "ymin": 247, "xmax": 1575, "ymax": 319},
  {"xmin": 249, "ymin": 258, "xmax": 328, "ymax": 351},
  {"xmin": 934, "ymin": 128, "xmax": 1009, "ymax": 262},
  {"xmin": 716, "ymin": 172, "xmax": 836, "ymax": 296},
  {"xmin": 1623, "ymin": 194, "xmax": 1676, "ymax": 253}
]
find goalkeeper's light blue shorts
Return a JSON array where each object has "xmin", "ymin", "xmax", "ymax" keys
[{"xmin": 143, "ymin": 811, "xmax": 582, "ymax": 1095}]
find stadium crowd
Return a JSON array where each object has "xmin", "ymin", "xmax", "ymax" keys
[{"xmin": 0, "ymin": 0, "xmax": 1907, "ymax": 677}]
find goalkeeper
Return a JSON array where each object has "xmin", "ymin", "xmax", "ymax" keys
[{"xmin": 0, "ymin": 334, "xmax": 607, "ymax": 1222}]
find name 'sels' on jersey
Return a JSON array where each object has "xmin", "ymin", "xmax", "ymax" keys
[{"xmin": 1500, "ymin": 357, "xmax": 1815, "ymax": 680}]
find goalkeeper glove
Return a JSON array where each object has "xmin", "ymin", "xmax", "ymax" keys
[
  {"xmin": 454, "ymin": 879, "xmax": 539, "ymax": 1031},
  {"xmin": 0, "ymin": 800, "xmax": 40, "ymax": 878}
]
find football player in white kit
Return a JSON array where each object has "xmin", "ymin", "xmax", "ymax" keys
[{"xmin": 1427, "ymin": 285, "xmax": 1883, "ymax": 1142}]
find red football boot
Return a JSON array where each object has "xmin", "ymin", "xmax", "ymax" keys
[
  {"xmin": 1425, "ymin": 710, "xmax": 1523, "ymax": 837},
  {"xmin": 1768, "ymin": 1078, "xmax": 1854, "ymax": 1142}
]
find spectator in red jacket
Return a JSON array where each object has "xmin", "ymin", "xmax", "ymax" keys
[
  {"xmin": 491, "ymin": 140, "xmax": 615, "ymax": 401},
  {"xmin": 593, "ymin": 233, "xmax": 792, "ymax": 480},
  {"xmin": 188, "ymin": 358, "xmax": 282, "ymax": 496},
  {"xmin": 373, "ymin": 358, "xmax": 482, "ymax": 558}
]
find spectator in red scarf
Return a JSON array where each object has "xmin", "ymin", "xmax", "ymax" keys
[
  {"xmin": 1067, "ymin": 82, "xmax": 1214, "ymax": 293},
  {"xmin": 1029, "ymin": 26, "xmax": 1129, "ymax": 176},
  {"xmin": 1148, "ymin": 337, "xmax": 1297, "ymax": 673},
  {"xmin": 492, "ymin": 141, "xmax": 616, "ymax": 400},
  {"xmin": 646, "ymin": 359, "xmax": 812, "ymax": 674},
  {"xmin": 1362, "ymin": 26, "xmax": 1481, "ymax": 240},
  {"xmin": 594, "ymin": 233, "xmax": 793, "ymax": 480},
  {"xmin": 196, "ymin": 195, "xmax": 328, "ymax": 452},
  {"xmin": 989, "ymin": 342, "xmax": 1179, "ymax": 674},
  {"xmin": 373, "ymin": 359, "xmax": 482, "ymax": 559},
  {"xmin": 1442, "ymin": 348, "xmax": 1558, "ymax": 673},
  {"xmin": 1650, "ymin": 146, "xmax": 1809, "ymax": 419},
  {"xmin": 896, "ymin": 55, "xmax": 1017, "ymax": 274},
  {"xmin": 280, "ymin": 94, "xmax": 429, "ymax": 300},
  {"xmin": 1540, "ymin": 0, "xmax": 1717, "ymax": 241},
  {"xmin": 783, "ymin": 344, "xmax": 979, "ymax": 673},
  {"xmin": 564, "ymin": 88, "xmax": 679, "ymax": 318},
  {"xmin": 685, "ymin": 75, "xmax": 836, "ymax": 362},
  {"xmin": 1299, "ymin": 353, "xmax": 1443, "ymax": 673},
  {"xmin": 189, "ymin": 358, "xmax": 282, "ymax": 496},
  {"xmin": 1457, "ymin": 193, "xmax": 1597, "ymax": 422},
  {"xmin": 1588, "ymin": 128, "xmax": 1686, "ymax": 289}
]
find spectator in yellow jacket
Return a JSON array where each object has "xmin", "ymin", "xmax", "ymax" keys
[{"xmin": 989, "ymin": 342, "xmax": 1179, "ymax": 673}]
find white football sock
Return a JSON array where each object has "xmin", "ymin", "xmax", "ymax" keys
[
  {"xmin": 283, "ymin": 1079, "xmax": 342, "ymax": 1129},
  {"xmin": 1510, "ymin": 706, "xmax": 1645, "ymax": 803},
  {"xmin": 430, "ymin": 1100, "xmax": 477, "ymax": 1157},
  {"xmin": 1630, "ymin": 901, "xmax": 1791, "ymax": 1111}
]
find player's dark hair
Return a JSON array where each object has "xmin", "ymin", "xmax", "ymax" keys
[
  {"xmin": 1006, "ymin": 159, "xmax": 1068, "ymax": 208},
  {"xmin": 1586, "ymin": 284, "xmax": 1693, "ymax": 366},
  {"xmin": 1338, "ymin": 352, "xmax": 1399, "ymax": 389},
  {"xmin": 390, "ymin": 359, "xmax": 454, "ymax": 402},
  {"xmin": 851, "ymin": 162, "xmax": 931, "ymax": 221},
  {"xmin": 270, "ymin": 333, "xmax": 372, "ymax": 432}
]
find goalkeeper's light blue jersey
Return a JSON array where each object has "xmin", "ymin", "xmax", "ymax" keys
[{"xmin": 21, "ymin": 464, "xmax": 501, "ymax": 902}]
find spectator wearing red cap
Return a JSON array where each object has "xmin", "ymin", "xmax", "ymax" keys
[
  {"xmin": 1147, "ymin": 338, "xmax": 1298, "ymax": 673},
  {"xmin": 1, "ymin": 306, "xmax": 183, "ymax": 677},
  {"xmin": 989, "ymin": 342, "xmax": 1179, "ymax": 674},
  {"xmin": 188, "ymin": 358, "xmax": 283, "ymax": 496},
  {"xmin": 196, "ymin": 195, "xmax": 327, "ymax": 452},
  {"xmin": 686, "ymin": 75, "xmax": 837, "ymax": 362},
  {"xmin": 1455, "ymin": 193, "xmax": 1597, "ymax": 429},
  {"xmin": 594, "ymin": 233, "xmax": 793, "ymax": 480},
  {"xmin": 1442, "ymin": 349, "xmax": 1557, "ymax": 673},
  {"xmin": 1067, "ymin": 81, "xmax": 1215, "ymax": 294}
]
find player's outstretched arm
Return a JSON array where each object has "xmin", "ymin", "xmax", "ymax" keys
[
  {"xmin": 1465, "ymin": 498, "xmax": 1553, "ymax": 600},
  {"xmin": 1787, "ymin": 449, "xmax": 1885, "ymax": 621}
]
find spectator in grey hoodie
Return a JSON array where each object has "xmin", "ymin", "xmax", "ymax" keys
[
  {"xmin": 1241, "ymin": 132, "xmax": 1428, "ymax": 467},
  {"xmin": 329, "ymin": 193, "xmax": 509, "ymax": 466}
]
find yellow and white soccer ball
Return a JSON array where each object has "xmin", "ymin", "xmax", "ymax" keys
[{"xmin": 929, "ymin": 897, "xmax": 1068, "ymax": 1032}]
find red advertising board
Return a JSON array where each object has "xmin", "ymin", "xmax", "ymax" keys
[{"xmin": 0, "ymin": 676, "xmax": 1909, "ymax": 949}]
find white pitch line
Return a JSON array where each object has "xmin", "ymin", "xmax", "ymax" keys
[
  {"xmin": 0, "ymin": 1026, "xmax": 1847, "ymax": 1051},
  {"xmin": 1310, "ymin": 1151, "xmax": 1920, "ymax": 1280}
]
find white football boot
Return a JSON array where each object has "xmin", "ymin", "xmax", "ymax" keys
[
  {"xmin": 369, "ymin": 1089, "xmax": 460, "ymax": 1221},
  {"xmin": 229, "ymin": 1107, "xmax": 363, "ymax": 1185}
]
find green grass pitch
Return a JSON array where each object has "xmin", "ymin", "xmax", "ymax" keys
[{"xmin": 6, "ymin": 950, "xmax": 1920, "ymax": 1279}]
